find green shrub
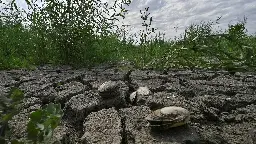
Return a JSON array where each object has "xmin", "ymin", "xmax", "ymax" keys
[{"xmin": 26, "ymin": 103, "xmax": 63, "ymax": 144}]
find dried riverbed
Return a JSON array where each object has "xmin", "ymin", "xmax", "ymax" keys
[{"xmin": 0, "ymin": 64, "xmax": 256, "ymax": 144}]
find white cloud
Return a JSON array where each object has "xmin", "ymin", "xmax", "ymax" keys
[
  {"xmin": 1, "ymin": 0, "xmax": 255, "ymax": 40},
  {"xmin": 118, "ymin": 0, "xmax": 256, "ymax": 40}
]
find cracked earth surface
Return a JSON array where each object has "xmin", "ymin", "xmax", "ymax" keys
[{"xmin": 0, "ymin": 64, "xmax": 256, "ymax": 144}]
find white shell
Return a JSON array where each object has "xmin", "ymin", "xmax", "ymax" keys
[
  {"xmin": 137, "ymin": 87, "xmax": 151, "ymax": 95},
  {"xmin": 129, "ymin": 91, "xmax": 137, "ymax": 103},
  {"xmin": 145, "ymin": 106, "xmax": 190, "ymax": 128},
  {"xmin": 98, "ymin": 81, "xmax": 120, "ymax": 98},
  {"xmin": 98, "ymin": 81, "xmax": 119, "ymax": 92},
  {"xmin": 160, "ymin": 106, "xmax": 189, "ymax": 116},
  {"xmin": 129, "ymin": 87, "xmax": 151, "ymax": 103}
]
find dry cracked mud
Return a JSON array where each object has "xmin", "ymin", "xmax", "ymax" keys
[{"xmin": 0, "ymin": 64, "xmax": 256, "ymax": 144}]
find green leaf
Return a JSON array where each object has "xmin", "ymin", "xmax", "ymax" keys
[
  {"xmin": 2, "ymin": 113, "xmax": 14, "ymax": 122},
  {"xmin": 29, "ymin": 109, "xmax": 43, "ymax": 122},
  {"xmin": 27, "ymin": 121, "xmax": 39, "ymax": 142},
  {"xmin": 46, "ymin": 103, "xmax": 56, "ymax": 114},
  {"xmin": 9, "ymin": 88, "xmax": 24, "ymax": 102},
  {"xmin": 50, "ymin": 116, "xmax": 60, "ymax": 129},
  {"xmin": 45, "ymin": 103, "xmax": 63, "ymax": 117}
]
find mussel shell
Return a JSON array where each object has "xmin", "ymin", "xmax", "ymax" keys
[
  {"xmin": 147, "ymin": 118, "xmax": 189, "ymax": 128},
  {"xmin": 145, "ymin": 106, "xmax": 190, "ymax": 128},
  {"xmin": 98, "ymin": 81, "xmax": 120, "ymax": 93},
  {"xmin": 98, "ymin": 81, "xmax": 121, "ymax": 98}
]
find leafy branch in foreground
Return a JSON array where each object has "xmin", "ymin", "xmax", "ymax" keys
[
  {"xmin": 26, "ymin": 103, "xmax": 63, "ymax": 144},
  {"xmin": 8, "ymin": 103, "xmax": 63, "ymax": 144},
  {"xmin": 0, "ymin": 88, "xmax": 24, "ymax": 142},
  {"xmin": 0, "ymin": 88, "xmax": 63, "ymax": 144}
]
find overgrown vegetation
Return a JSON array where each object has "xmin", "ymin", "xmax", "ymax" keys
[{"xmin": 0, "ymin": 0, "xmax": 254, "ymax": 71}]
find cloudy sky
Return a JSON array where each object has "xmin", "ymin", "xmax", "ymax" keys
[
  {"xmin": 2, "ymin": 0, "xmax": 256, "ymax": 40},
  {"xmin": 116, "ymin": 0, "xmax": 256, "ymax": 40}
]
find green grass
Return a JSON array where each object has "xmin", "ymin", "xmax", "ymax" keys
[{"xmin": 0, "ymin": 1, "xmax": 255, "ymax": 71}]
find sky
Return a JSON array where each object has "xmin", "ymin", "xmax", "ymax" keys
[
  {"xmin": 115, "ymin": 0, "xmax": 256, "ymax": 40},
  {"xmin": 1, "ymin": 0, "xmax": 256, "ymax": 41}
]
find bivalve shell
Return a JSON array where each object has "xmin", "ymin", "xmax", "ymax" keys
[
  {"xmin": 145, "ymin": 106, "xmax": 190, "ymax": 129},
  {"xmin": 129, "ymin": 87, "xmax": 151, "ymax": 104},
  {"xmin": 98, "ymin": 80, "xmax": 121, "ymax": 98}
]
